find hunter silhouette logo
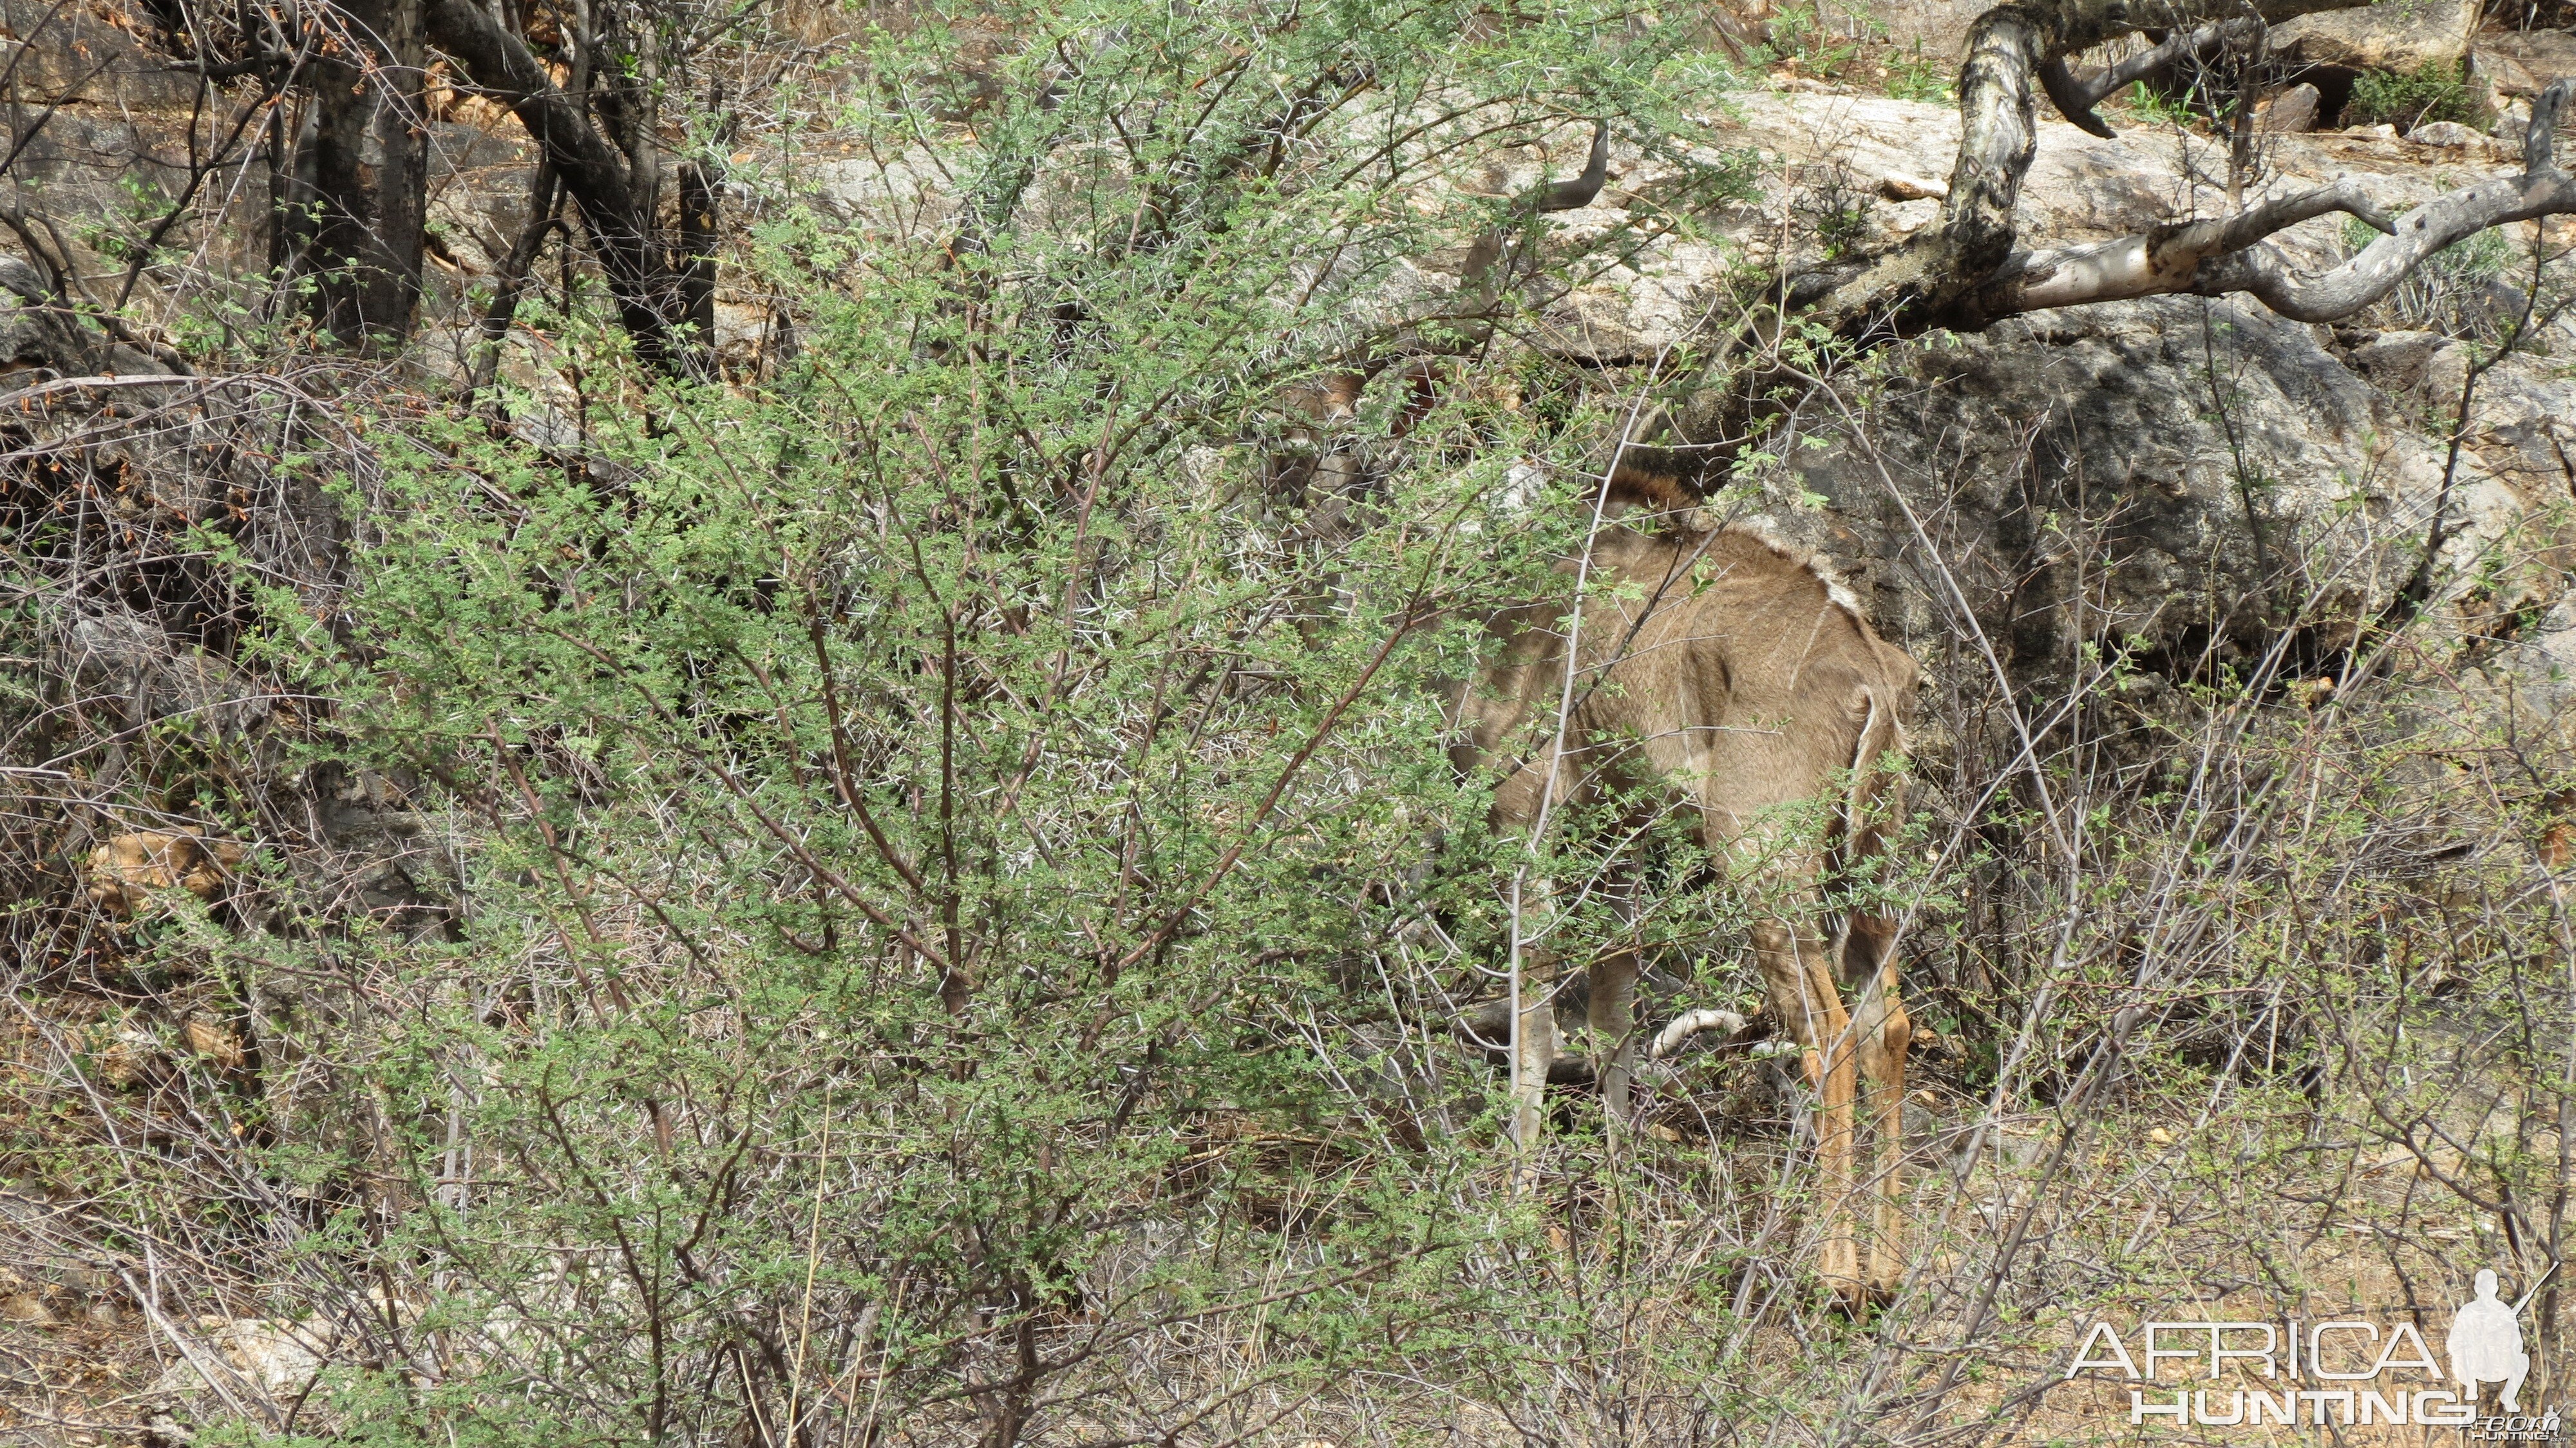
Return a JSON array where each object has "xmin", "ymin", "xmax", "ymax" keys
[
  {"xmin": 2448, "ymin": 1269, "xmax": 2532, "ymax": 1413},
  {"xmin": 2063, "ymin": 1265, "xmax": 2558, "ymax": 1433}
]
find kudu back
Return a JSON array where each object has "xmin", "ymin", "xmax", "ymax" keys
[{"xmin": 1454, "ymin": 516, "xmax": 1918, "ymax": 1305}]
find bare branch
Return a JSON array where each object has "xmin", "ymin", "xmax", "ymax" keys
[
  {"xmin": 1795, "ymin": 8, "xmax": 2044, "ymax": 336},
  {"xmin": 421, "ymin": 0, "xmax": 706, "ymax": 370},
  {"xmin": 2206, "ymin": 180, "xmax": 2575, "ymax": 323},
  {"xmin": 1944, "ymin": 84, "xmax": 2573, "ymax": 327},
  {"xmin": 2043, "ymin": 19, "xmax": 2258, "ymax": 135},
  {"xmin": 1960, "ymin": 178, "xmax": 2396, "ymax": 321},
  {"xmin": 1774, "ymin": 32, "xmax": 2571, "ymax": 345}
]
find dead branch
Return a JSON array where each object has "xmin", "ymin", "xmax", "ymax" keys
[
  {"xmin": 1761, "ymin": 0, "xmax": 2570, "ymax": 347},
  {"xmin": 1964, "ymin": 81, "xmax": 2572, "ymax": 325},
  {"xmin": 2041, "ymin": 17, "xmax": 2259, "ymax": 137},
  {"xmin": 421, "ymin": 0, "xmax": 704, "ymax": 372}
]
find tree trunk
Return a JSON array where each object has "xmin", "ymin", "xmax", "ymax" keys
[
  {"xmin": 306, "ymin": 0, "xmax": 427, "ymax": 346},
  {"xmin": 674, "ymin": 157, "xmax": 721, "ymax": 354},
  {"xmin": 420, "ymin": 0, "xmax": 710, "ymax": 374}
]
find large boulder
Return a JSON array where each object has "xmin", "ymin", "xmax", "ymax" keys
[
  {"xmin": 1752, "ymin": 298, "xmax": 2557, "ymax": 687},
  {"xmin": 1528, "ymin": 89, "xmax": 2507, "ymax": 360},
  {"xmin": 1531, "ymin": 93, "xmax": 2199, "ymax": 359},
  {"xmin": 2260, "ymin": 82, "xmax": 2325, "ymax": 132},
  {"xmin": 0, "ymin": 0, "xmax": 201, "ymax": 110},
  {"xmin": 1877, "ymin": 0, "xmax": 1988, "ymax": 68},
  {"xmin": 0, "ymin": 260, "xmax": 99, "ymax": 378},
  {"xmin": 1500, "ymin": 93, "xmax": 2573, "ymax": 693},
  {"xmin": 2269, "ymin": 0, "xmax": 2480, "ymax": 73},
  {"xmin": 2472, "ymin": 28, "xmax": 2576, "ymax": 97}
]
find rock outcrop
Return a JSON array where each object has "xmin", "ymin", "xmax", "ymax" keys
[
  {"xmin": 1499, "ymin": 93, "xmax": 2576, "ymax": 694},
  {"xmin": 2270, "ymin": 0, "xmax": 2482, "ymax": 73},
  {"xmin": 1779, "ymin": 300, "xmax": 2561, "ymax": 672},
  {"xmin": 0, "ymin": 262, "xmax": 100, "ymax": 377},
  {"xmin": 2474, "ymin": 27, "xmax": 2576, "ymax": 99},
  {"xmin": 2261, "ymin": 82, "xmax": 2325, "ymax": 133}
]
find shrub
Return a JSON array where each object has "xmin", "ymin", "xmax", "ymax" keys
[
  {"xmin": 2341, "ymin": 213, "xmax": 2516, "ymax": 335},
  {"xmin": 2344, "ymin": 59, "xmax": 2482, "ymax": 130},
  {"xmin": 14, "ymin": 3, "xmax": 1768, "ymax": 1442}
]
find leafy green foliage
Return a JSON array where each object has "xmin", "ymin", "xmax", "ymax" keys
[
  {"xmin": 2340, "ymin": 211, "xmax": 2517, "ymax": 336},
  {"xmin": 1886, "ymin": 47, "xmax": 1955, "ymax": 104},
  {"xmin": 14, "ymin": 0, "xmax": 2576, "ymax": 1440},
  {"xmin": 1759, "ymin": 0, "xmax": 1884, "ymax": 81},
  {"xmin": 2117, "ymin": 79, "xmax": 2201, "ymax": 129},
  {"xmin": 107, "ymin": 1, "xmax": 1774, "ymax": 1440},
  {"xmin": 2345, "ymin": 59, "xmax": 2481, "ymax": 130}
]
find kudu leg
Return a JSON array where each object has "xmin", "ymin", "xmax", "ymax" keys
[
  {"xmin": 1754, "ymin": 920, "xmax": 1862, "ymax": 1304},
  {"xmin": 1589, "ymin": 949, "xmax": 1640, "ymax": 1125},
  {"xmin": 1864, "ymin": 996, "xmax": 1911, "ymax": 1296},
  {"xmin": 1844, "ymin": 913, "xmax": 1911, "ymax": 1298}
]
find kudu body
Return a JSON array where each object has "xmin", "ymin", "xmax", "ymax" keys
[
  {"xmin": 1272, "ymin": 122, "xmax": 1918, "ymax": 1300},
  {"xmin": 1454, "ymin": 516, "xmax": 1918, "ymax": 1304}
]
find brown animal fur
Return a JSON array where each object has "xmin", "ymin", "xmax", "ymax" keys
[{"xmin": 1454, "ymin": 519, "xmax": 1918, "ymax": 1306}]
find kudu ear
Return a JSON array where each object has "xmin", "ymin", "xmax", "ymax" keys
[
  {"xmin": 1392, "ymin": 359, "xmax": 1443, "ymax": 438},
  {"xmin": 1459, "ymin": 120, "xmax": 1614, "ymax": 295},
  {"xmin": 1532, "ymin": 122, "xmax": 1611, "ymax": 216}
]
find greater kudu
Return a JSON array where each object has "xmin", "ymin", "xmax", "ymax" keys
[{"xmin": 1454, "ymin": 511, "xmax": 1918, "ymax": 1306}]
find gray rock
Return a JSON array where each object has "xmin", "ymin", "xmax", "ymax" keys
[
  {"xmin": 52, "ymin": 610, "xmax": 267, "ymax": 734},
  {"xmin": 2439, "ymin": 348, "xmax": 2576, "ymax": 517},
  {"xmin": 1479, "ymin": 94, "xmax": 2576, "ymax": 705},
  {"xmin": 2406, "ymin": 119, "xmax": 2490, "ymax": 147},
  {"xmin": 2474, "ymin": 29, "xmax": 2576, "ymax": 97},
  {"xmin": 1876, "ymin": 0, "xmax": 1986, "ymax": 66},
  {"xmin": 2271, "ymin": 0, "xmax": 2479, "ymax": 73},
  {"xmin": 0, "ymin": 260, "xmax": 97, "ymax": 378},
  {"xmin": 2261, "ymin": 82, "xmax": 2323, "ymax": 133},
  {"xmin": 2345, "ymin": 329, "xmax": 2447, "ymax": 394},
  {"xmin": 0, "ymin": 0, "xmax": 202, "ymax": 110},
  {"xmin": 1759, "ymin": 298, "xmax": 2537, "ymax": 681}
]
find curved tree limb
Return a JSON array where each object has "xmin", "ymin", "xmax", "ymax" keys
[
  {"xmin": 2204, "ymin": 167, "xmax": 2573, "ymax": 320},
  {"xmin": 1799, "ymin": 7, "xmax": 2045, "ymax": 339},
  {"xmin": 1623, "ymin": 0, "xmax": 2565, "ymax": 475},
  {"xmin": 1958, "ymin": 177, "xmax": 2393, "ymax": 320},
  {"xmin": 1778, "ymin": 0, "xmax": 2570, "ymax": 345},
  {"xmin": 2038, "ymin": 55, "xmax": 2122, "ymax": 138},
  {"xmin": 1960, "ymin": 82, "xmax": 2571, "ymax": 324},
  {"xmin": 2041, "ymin": 17, "xmax": 2259, "ymax": 135},
  {"xmin": 421, "ymin": 0, "xmax": 695, "ymax": 372}
]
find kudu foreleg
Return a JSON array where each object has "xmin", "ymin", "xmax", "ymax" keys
[
  {"xmin": 1506, "ymin": 872, "xmax": 1562, "ymax": 1168},
  {"xmin": 1843, "ymin": 911, "xmax": 1911, "ymax": 1297},
  {"xmin": 1755, "ymin": 921, "xmax": 1862, "ymax": 1302},
  {"xmin": 1589, "ymin": 949, "xmax": 1640, "ymax": 1125}
]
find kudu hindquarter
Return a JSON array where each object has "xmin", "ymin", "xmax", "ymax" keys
[{"xmin": 1455, "ymin": 520, "xmax": 1918, "ymax": 1304}]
